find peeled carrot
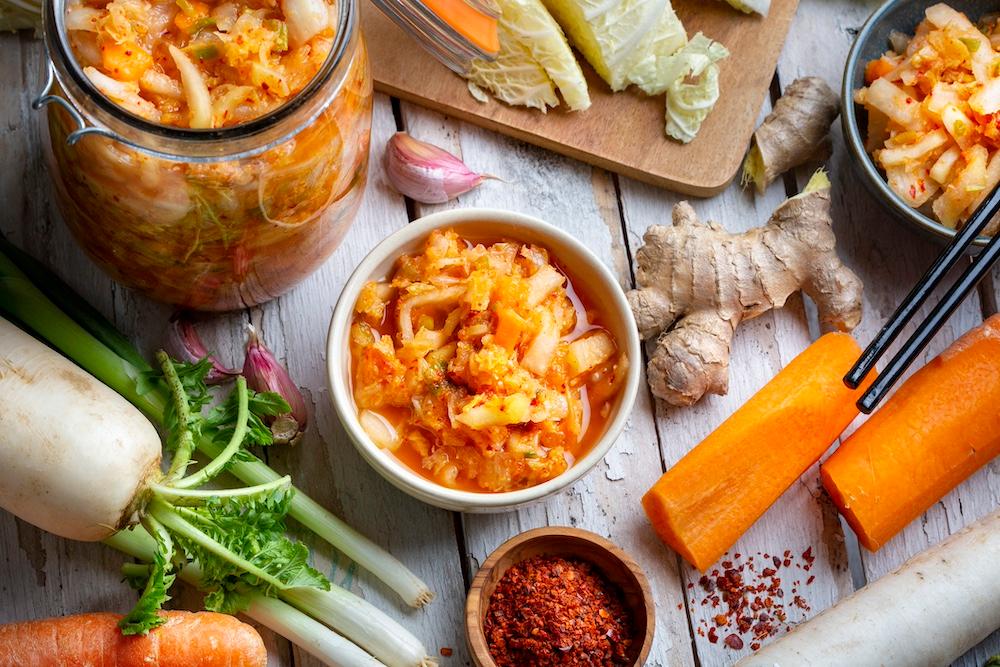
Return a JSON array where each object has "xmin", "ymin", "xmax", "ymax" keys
[
  {"xmin": 642, "ymin": 333, "xmax": 873, "ymax": 572},
  {"xmin": 822, "ymin": 314, "xmax": 1000, "ymax": 551},
  {"xmin": 0, "ymin": 611, "xmax": 267, "ymax": 667},
  {"xmin": 421, "ymin": 0, "xmax": 500, "ymax": 56}
]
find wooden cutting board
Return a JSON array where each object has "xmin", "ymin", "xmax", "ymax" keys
[{"xmin": 363, "ymin": 0, "xmax": 799, "ymax": 196}]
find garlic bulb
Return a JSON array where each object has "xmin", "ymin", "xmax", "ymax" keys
[
  {"xmin": 243, "ymin": 324, "xmax": 308, "ymax": 445},
  {"xmin": 383, "ymin": 132, "xmax": 495, "ymax": 204}
]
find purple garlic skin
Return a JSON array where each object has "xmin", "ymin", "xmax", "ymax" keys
[
  {"xmin": 383, "ymin": 131, "xmax": 493, "ymax": 204},
  {"xmin": 165, "ymin": 313, "xmax": 239, "ymax": 384},
  {"xmin": 243, "ymin": 324, "xmax": 308, "ymax": 445}
]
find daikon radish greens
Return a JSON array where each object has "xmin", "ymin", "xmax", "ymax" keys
[
  {"xmin": 856, "ymin": 3, "xmax": 1000, "ymax": 232},
  {"xmin": 735, "ymin": 508, "xmax": 1000, "ymax": 667},
  {"xmin": 0, "ymin": 315, "xmax": 327, "ymax": 635},
  {"xmin": 0, "ymin": 239, "xmax": 438, "ymax": 667}
]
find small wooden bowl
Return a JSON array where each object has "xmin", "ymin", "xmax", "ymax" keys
[{"xmin": 465, "ymin": 527, "xmax": 655, "ymax": 667}]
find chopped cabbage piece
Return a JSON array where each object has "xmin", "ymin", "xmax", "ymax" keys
[{"xmin": 662, "ymin": 33, "xmax": 729, "ymax": 143}]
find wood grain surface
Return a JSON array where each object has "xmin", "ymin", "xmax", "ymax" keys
[
  {"xmin": 2, "ymin": 0, "xmax": 1000, "ymax": 665},
  {"xmin": 365, "ymin": 0, "xmax": 799, "ymax": 196}
]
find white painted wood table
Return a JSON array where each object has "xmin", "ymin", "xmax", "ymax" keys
[{"xmin": 2, "ymin": 1, "xmax": 1000, "ymax": 664}]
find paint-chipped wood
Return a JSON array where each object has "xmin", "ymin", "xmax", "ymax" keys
[{"xmin": 2, "ymin": 4, "xmax": 1000, "ymax": 666}]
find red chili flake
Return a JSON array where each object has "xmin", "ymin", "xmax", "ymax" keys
[
  {"xmin": 772, "ymin": 556, "xmax": 781, "ymax": 569},
  {"xmin": 708, "ymin": 627, "xmax": 719, "ymax": 644},
  {"xmin": 906, "ymin": 97, "xmax": 914, "ymax": 104},
  {"xmin": 439, "ymin": 647, "xmax": 453, "ymax": 657},
  {"xmin": 734, "ymin": 553, "xmax": 742, "ymax": 559},
  {"xmin": 722, "ymin": 560, "xmax": 734, "ymax": 569},
  {"xmin": 806, "ymin": 576, "xmax": 815, "ymax": 585},
  {"xmin": 761, "ymin": 568, "xmax": 776, "ymax": 578},
  {"xmin": 802, "ymin": 547, "xmax": 815, "ymax": 564},
  {"xmin": 724, "ymin": 634, "xmax": 745, "ymax": 650},
  {"xmin": 751, "ymin": 642, "xmax": 761, "ymax": 651},
  {"xmin": 793, "ymin": 595, "xmax": 811, "ymax": 611},
  {"xmin": 714, "ymin": 614, "xmax": 728, "ymax": 626},
  {"xmin": 483, "ymin": 555, "xmax": 633, "ymax": 666}
]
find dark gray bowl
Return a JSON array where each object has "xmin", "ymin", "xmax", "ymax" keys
[{"xmin": 843, "ymin": 0, "xmax": 994, "ymax": 249}]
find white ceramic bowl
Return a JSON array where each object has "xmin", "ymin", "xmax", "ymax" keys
[{"xmin": 327, "ymin": 209, "xmax": 641, "ymax": 512}]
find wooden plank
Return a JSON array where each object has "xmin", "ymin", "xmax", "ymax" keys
[
  {"xmin": 616, "ymin": 150, "xmax": 857, "ymax": 665},
  {"xmin": 397, "ymin": 102, "xmax": 697, "ymax": 666},
  {"xmin": 365, "ymin": 0, "xmax": 798, "ymax": 196},
  {"xmin": 776, "ymin": 2, "xmax": 1000, "ymax": 664}
]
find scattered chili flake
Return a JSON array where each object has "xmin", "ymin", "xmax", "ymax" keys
[
  {"xmin": 691, "ymin": 545, "xmax": 820, "ymax": 652},
  {"xmin": 483, "ymin": 555, "xmax": 633, "ymax": 666},
  {"xmin": 439, "ymin": 647, "xmax": 453, "ymax": 657},
  {"xmin": 724, "ymin": 634, "xmax": 744, "ymax": 650}
]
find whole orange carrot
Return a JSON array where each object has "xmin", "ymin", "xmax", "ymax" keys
[
  {"xmin": 643, "ymin": 332, "xmax": 873, "ymax": 572},
  {"xmin": 822, "ymin": 314, "xmax": 1000, "ymax": 551},
  {"xmin": 0, "ymin": 611, "xmax": 267, "ymax": 667}
]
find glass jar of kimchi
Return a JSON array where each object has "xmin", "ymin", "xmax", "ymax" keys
[{"xmin": 36, "ymin": 0, "xmax": 372, "ymax": 310}]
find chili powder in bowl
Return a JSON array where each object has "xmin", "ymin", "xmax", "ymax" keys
[{"xmin": 466, "ymin": 527, "xmax": 654, "ymax": 667}]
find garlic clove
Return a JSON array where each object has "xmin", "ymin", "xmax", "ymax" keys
[
  {"xmin": 242, "ymin": 324, "xmax": 308, "ymax": 445},
  {"xmin": 383, "ymin": 131, "xmax": 495, "ymax": 204},
  {"xmin": 164, "ymin": 313, "xmax": 239, "ymax": 384}
]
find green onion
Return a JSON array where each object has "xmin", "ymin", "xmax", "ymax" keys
[
  {"xmin": 105, "ymin": 530, "xmax": 386, "ymax": 667},
  {"xmin": 189, "ymin": 37, "xmax": 221, "ymax": 59},
  {"xmin": 960, "ymin": 36, "xmax": 981, "ymax": 53}
]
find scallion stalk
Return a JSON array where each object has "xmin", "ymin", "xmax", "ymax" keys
[
  {"xmin": 0, "ymin": 244, "xmax": 165, "ymax": 422},
  {"xmin": 0, "ymin": 241, "xmax": 433, "ymax": 608},
  {"xmin": 104, "ymin": 530, "xmax": 387, "ymax": 667}
]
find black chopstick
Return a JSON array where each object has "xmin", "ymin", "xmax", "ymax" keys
[{"xmin": 845, "ymin": 182, "xmax": 1000, "ymax": 413}]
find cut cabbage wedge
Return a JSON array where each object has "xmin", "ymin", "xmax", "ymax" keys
[
  {"xmin": 721, "ymin": 0, "xmax": 769, "ymax": 16},
  {"xmin": 626, "ymin": 3, "xmax": 688, "ymax": 94},
  {"xmin": 467, "ymin": 0, "xmax": 590, "ymax": 111},
  {"xmin": 467, "ymin": 22, "xmax": 560, "ymax": 111},
  {"xmin": 541, "ymin": 0, "xmax": 667, "ymax": 91}
]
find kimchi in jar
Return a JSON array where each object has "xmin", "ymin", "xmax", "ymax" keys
[
  {"xmin": 350, "ymin": 229, "xmax": 629, "ymax": 493},
  {"xmin": 37, "ymin": 0, "xmax": 372, "ymax": 309}
]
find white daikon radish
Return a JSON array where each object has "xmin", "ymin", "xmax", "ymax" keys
[
  {"xmin": 0, "ymin": 317, "xmax": 161, "ymax": 541},
  {"xmin": 736, "ymin": 508, "xmax": 1000, "ymax": 667}
]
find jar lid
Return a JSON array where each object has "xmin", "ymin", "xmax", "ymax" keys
[{"xmin": 369, "ymin": 0, "xmax": 500, "ymax": 73}]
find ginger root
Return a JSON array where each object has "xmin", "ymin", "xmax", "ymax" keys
[
  {"xmin": 627, "ymin": 171, "xmax": 863, "ymax": 406},
  {"xmin": 743, "ymin": 77, "xmax": 840, "ymax": 193}
]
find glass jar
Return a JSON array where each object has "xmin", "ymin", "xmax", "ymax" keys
[{"xmin": 36, "ymin": 0, "xmax": 372, "ymax": 310}]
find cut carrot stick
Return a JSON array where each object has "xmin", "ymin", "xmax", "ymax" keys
[
  {"xmin": 822, "ymin": 314, "xmax": 1000, "ymax": 552},
  {"xmin": 642, "ymin": 332, "xmax": 873, "ymax": 572},
  {"xmin": 0, "ymin": 611, "xmax": 267, "ymax": 667},
  {"xmin": 421, "ymin": 0, "xmax": 500, "ymax": 56}
]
